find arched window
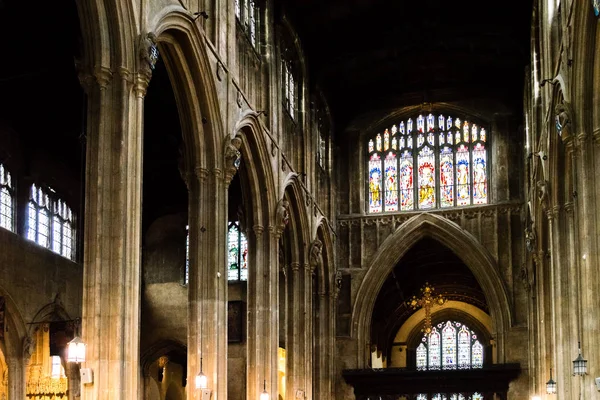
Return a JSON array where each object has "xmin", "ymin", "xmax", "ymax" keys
[
  {"xmin": 282, "ymin": 58, "xmax": 297, "ymax": 119},
  {"xmin": 0, "ymin": 163, "xmax": 14, "ymax": 231},
  {"xmin": 235, "ymin": 0, "xmax": 260, "ymax": 48},
  {"xmin": 368, "ymin": 114, "xmax": 488, "ymax": 213},
  {"xmin": 416, "ymin": 321, "xmax": 483, "ymax": 371},
  {"xmin": 228, "ymin": 221, "xmax": 248, "ymax": 282},
  {"xmin": 27, "ymin": 184, "xmax": 75, "ymax": 260}
]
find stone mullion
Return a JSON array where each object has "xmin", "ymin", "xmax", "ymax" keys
[
  {"xmin": 81, "ymin": 67, "xmax": 143, "ymax": 399},
  {"xmin": 303, "ymin": 263, "xmax": 313, "ymax": 400}
]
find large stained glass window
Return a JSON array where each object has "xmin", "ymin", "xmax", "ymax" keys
[
  {"xmin": 418, "ymin": 394, "xmax": 483, "ymax": 400},
  {"xmin": 283, "ymin": 59, "xmax": 297, "ymax": 119},
  {"xmin": 27, "ymin": 184, "xmax": 76, "ymax": 260},
  {"xmin": 228, "ymin": 221, "xmax": 248, "ymax": 281},
  {"xmin": 367, "ymin": 114, "xmax": 488, "ymax": 212},
  {"xmin": 0, "ymin": 163, "xmax": 14, "ymax": 231},
  {"xmin": 416, "ymin": 320, "xmax": 483, "ymax": 371},
  {"xmin": 236, "ymin": 0, "xmax": 260, "ymax": 48}
]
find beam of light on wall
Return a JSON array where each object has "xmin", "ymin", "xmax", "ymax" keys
[
  {"xmin": 533, "ymin": 50, "xmax": 540, "ymax": 100},
  {"xmin": 525, "ymin": 112, "xmax": 531, "ymax": 152}
]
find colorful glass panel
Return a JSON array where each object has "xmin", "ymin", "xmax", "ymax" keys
[
  {"xmin": 428, "ymin": 328, "xmax": 441, "ymax": 369},
  {"xmin": 400, "ymin": 137, "xmax": 405, "ymax": 149},
  {"xmin": 463, "ymin": 121, "xmax": 470, "ymax": 142},
  {"xmin": 400, "ymin": 151, "xmax": 414, "ymax": 211},
  {"xmin": 400, "ymin": 121, "xmax": 405, "ymax": 134},
  {"xmin": 369, "ymin": 154, "xmax": 382, "ymax": 213},
  {"xmin": 384, "ymin": 152, "xmax": 398, "ymax": 212},
  {"xmin": 456, "ymin": 145, "xmax": 470, "ymax": 206},
  {"xmin": 442, "ymin": 321, "xmax": 457, "ymax": 370},
  {"xmin": 458, "ymin": 325, "xmax": 471, "ymax": 369},
  {"xmin": 417, "ymin": 395, "xmax": 427, "ymax": 400},
  {"xmin": 471, "ymin": 124, "xmax": 478, "ymax": 142},
  {"xmin": 417, "ymin": 134, "xmax": 425, "ymax": 147},
  {"xmin": 480, "ymin": 128, "xmax": 486, "ymax": 142},
  {"xmin": 472, "ymin": 143, "xmax": 487, "ymax": 204},
  {"xmin": 417, "ymin": 115, "xmax": 425, "ymax": 132},
  {"xmin": 472, "ymin": 393, "xmax": 483, "ymax": 400},
  {"xmin": 228, "ymin": 223, "xmax": 242, "ymax": 280},
  {"xmin": 391, "ymin": 137, "xmax": 398, "ymax": 150},
  {"xmin": 447, "ymin": 132, "xmax": 453, "ymax": 145},
  {"xmin": 407, "ymin": 118, "xmax": 414, "ymax": 133},
  {"xmin": 384, "ymin": 129, "xmax": 390, "ymax": 150},
  {"xmin": 439, "ymin": 115, "xmax": 445, "ymax": 131},
  {"xmin": 439, "ymin": 133, "xmax": 445, "ymax": 145},
  {"xmin": 376, "ymin": 134, "xmax": 382, "ymax": 152},
  {"xmin": 391, "ymin": 124, "xmax": 398, "ymax": 134},
  {"xmin": 427, "ymin": 113, "xmax": 435, "ymax": 131},
  {"xmin": 0, "ymin": 163, "xmax": 13, "ymax": 231},
  {"xmin": 418, "ymin": 147, "xmax": 436, "ymax": 209},
  {"xmin": 240, "ymin": 231, "xmax": 248, "ymax": 281},
  {"xmin": 447, "ymin": 116, "xmax": 453, "ymax": 130},
  {"xmin": 427, "ymin": 131, "xmax": 435, "ymax": 145},
  {"xmin": 416, "ymin": 343, "xmax": 427, "ymax": 370},
  {"xmin": 440, "ymin": 146, "xmax": 454, "ymax": 208},
  {"xmin": 368, "ymin": 139, "xmax": 374, "ymax": 153},
  {"xmin": 472, "ymin": 341, "xmax": 483, "ymax": 368},
  {"xmin": 455, "ymin": 118, "xmax": 461, "ymax": 128}
]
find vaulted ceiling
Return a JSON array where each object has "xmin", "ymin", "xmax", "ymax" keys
[{"xmin": 281, "ymin": 0, "xmax": 533, "ymax": 131}]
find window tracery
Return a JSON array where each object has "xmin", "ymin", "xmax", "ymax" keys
[
  {"xmin": 0, "ymin": 163, "xmax": 14, "ymax": 231},
  {"xmin": 27, "ymin": 184, "xmax": 75, "ymax": 260},
  {"xmin": 228, "ymin": 221, "xmax": 248, "ymax": 282},
  {"xmin": 368, "ymin": 114, "xmax": 488, "ymax": 213},
  {"xmin": 282, "ymin": 59, "xmax": 297, "ymax": 119}
]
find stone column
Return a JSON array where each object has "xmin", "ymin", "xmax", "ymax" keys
[
  {"xmin": 302, "ymin": 262, "xmax": 313, "ymax": 400},
  {"xmin": 78, "ymin": 39, "xmax": 153, "ymax": 396},
  {"xmin": 6, "ymin": 356, "xmax": 24, "ymax": 400},
  {"xmin": 186, "ymin": 166, "xmax": 227, "ymax": 399},
  {"xmin": 67, "ymin": 362, "xmax": 81, "ymax": 400},
  {"xmin": 286, "ymin": 261, "xmax": 303, "ymax": 400}
]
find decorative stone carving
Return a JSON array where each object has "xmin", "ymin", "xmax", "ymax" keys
[
  {"xmin": 139, "ymin": 32, "xmax": 159, "ymax": 76},
  {"xmin": 309, "ymin": 239, "xmax": 323, "ymax": 272},
  {"xmin": 224, "ymin": 136, "xmax": 242, "ymax": 186},
  {"xmin": 275, "ymin": 199, "xmax": 290, "ymax": 236},
  {"xmin": 22, "ymin": 336, "xmax": 34, "ymax": 362},
  {"xmin": 554, "ymin": 102, "xmax": 573, "ymax": 143},
  {"xmin": 334, "ymin": 270, "xmax": 343, "ymax": 296},
  {"xmin": 536, "ymin": 180, "xmax": 549, "ymax": 211},
  {"xmin": 524, "ymin": 225, "xmax": 537, "ymax": 253}
]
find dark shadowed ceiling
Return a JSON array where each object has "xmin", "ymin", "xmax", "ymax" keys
[{"xmin": 280, "ymin": 0, "xmax": 533, "ymax": 131}]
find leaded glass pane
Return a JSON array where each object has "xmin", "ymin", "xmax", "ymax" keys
[
  {"xmin": 457, "ymin": 325, "xmax": 471, "ymax": 369},
  {"xmin": 472, "ymin": 340, "xmax": 483, "ymax": 368},
  {"xmin": 480, "ymin": 128, "xmax": 487, "ymax": 142},
  {"xmin": 228, "ymin": 223, "xmax": 241, "ymax": 280},
  {"xmin": 427, "ymin": 113, "xmax": 435, "ymax": 131},
  {"xmin": 239, "ymin": 231, "xmax": 248, "ymax": 281},
  {"xmin": 369, "ymin": 154, "xmax": 382, "ymax": 213},
  {"xmin": 384, "ymin": 152, "xmax": 398, "ymax": 212},
  {"xmin": 400, "ymin": 151, "xmax": 414, "ymax": 211},
  {"xmin": 0, "ymin": 187, "xmax": 12, "ymax": 231},
  {"xmin": 38, "ymin": 208, "xmax": 49, "ymax": 248},
  {"xmin": 417, "ymin": 115, "xmax": 425, "ymax": 132},
  {"xmin": 428, "ymin": 328, "xmax": 441, "ymax": 369},
  {"xmin": 440, "ymin": 146, "xmax": 454, "ymax": 208},
  {"xmin": 383, "ymin": 129, "xmax": 390, "ymax": 151},
  {"xmin": 472, "ymin": 393, "xmax": 483, "ymax": 400},
  {"xmin": 53, "ymin": 215, "xmax": 62, "ymax": 254},
  {"xmin": 442, "ymin": 321, "xmax": 457, "ymax": 370},
  {"xmin": 391, "ymin": 136, "xmax": 398, "ymax": 150},
  {"xmin": 368, "ymin": 139, "xmax": 374, "ymax": 153},
  {"xmin": 407, "ymin": 118, "xmax": 413, "ymax": 133},
  {"xmin": 472, "ymin": 143, "xmax": 487, "ymax": 204},
  {"xmin": 27, "ymin": 202, "xmax": 37, "ymax": 241},
  {"xmin": 463, "ymin": 121, "xmax": 470, "ymax": 142},
  {"xmin": 376, "ymin": 134, "xmax": 382, "ymax": 152},
  {"xmin": 439, "ymin": 115, "xmax": 445, "ymax": 129},
  {"xmin": 418, "ymin": 147, "xmax": 435, "ymax": 209},
  {"xmin": 249, "ymin": 1, "xmax": 256, "ymax": 46},
  {"xmin": 471, "ymin": 124, "xmax": 478, "ymax": 142},
  {"xmin": 416, "ymin": 343, "xmax": 427, "ymax": 370},
  {"xmin": 456, "ymin": 145, "xmax": 470, "ymax": 206}
]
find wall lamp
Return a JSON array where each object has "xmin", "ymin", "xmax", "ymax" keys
[
  {"xmin": 546, "ymin": 368, "xmax": 557, "ymax": 394},
  {"xmin": 573, "ymin": 341, "xmax": 587, "ymax": 376},
  {"xmin": 194, "ymin": 11, "xmax": 209, "ymax": 20}
]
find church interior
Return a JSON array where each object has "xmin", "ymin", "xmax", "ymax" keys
[{"xmin": 0, "ymin": 0, "xmax": 599, "ymax": 399}]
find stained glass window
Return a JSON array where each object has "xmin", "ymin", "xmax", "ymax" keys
[
  {"xmin": 27, "ymin": 184, "xmax": 75, "ymax": 260},
  {"xmin": 283, "ymin": 60, "xmax": 296, "ymax": 119},
  {"xmin": 0, "ymin": 163, "xmax": 14, "ymax": 231},
  {"xmin": 384, "ymin": 152, "xmax": 398, "ymax": 212},
  {"xmin": 236, "ymin": 0, "xmax": 259, "ymax": 48},
  {"xmin": 420, "ymin": 394, "xmax": 481, "ymax": 400},
  {"xmin": 366, "ymin": 115, "xmax": 489, "ymax": 213},
  {"xmin": 228, "ymin": 221, "xmax": 248, "ymax": 281},
  {"xmin": 417, "ymin": 321, "xmax": 483, "ymax": 371},
  {"xmin": 369, "ymin": 154, "xmax": 382, "ymax": 213}
]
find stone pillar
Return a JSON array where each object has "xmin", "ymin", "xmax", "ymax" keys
[
  {"xmin": 67, "ymin": 362, "xmax": 81, "ymax": 400},
  {"xmin": 286, "ymin": 261, "xmax": 303, "ymax": 400},
  {"xmin": 186, "ymin": 166, "xmax": 227, "ymax": 399},
  {"xmin": 79, "ymin": 58, "xmax": 150, "ymax": 398},
  {"xmin": 302, "ymin": 262, "xmax": 313, "ymax": 400},
  {"xmin": 6, "ymin": 356, "xmax": 24, "ymax": 400}
]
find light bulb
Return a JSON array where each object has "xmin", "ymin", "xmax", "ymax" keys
[{"xmin": 195, "ymin": 371, "xmax": 207, "ymax": 389}]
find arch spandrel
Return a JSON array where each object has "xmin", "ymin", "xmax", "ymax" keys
[{"xmin": 351, "ymin": 213, "xmax": 513, "ymax": 367}]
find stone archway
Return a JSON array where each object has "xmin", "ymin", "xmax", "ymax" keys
[{"xmin": 352, "ymin": 213, "xmax": 513, "ymax": 367}]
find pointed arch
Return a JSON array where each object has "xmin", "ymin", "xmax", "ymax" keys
[
  {"xmin": 153, "ymin": 11, "xmax": 224, "ymax": 172},
  {"xmin": 315, "ymin": 220, "xmax": 335, "ymax": 296},
  {"xmin": 233, "ymin": 111, "xmax": 278, "ymax": 228},
  {"xmin": 282, "ymin": 177, "xmax": 310, "ymax": 264},
  {"xmin": 352, "ymin": 213, "xmax": 512, "ymax": 367}
]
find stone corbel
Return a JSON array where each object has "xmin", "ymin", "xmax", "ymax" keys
[
  {"xmin": 275, "ymin": 199, "xmax": 290, "ymax": 237},
  {"xmin": 554, "ymin": 102, "xmax": 573, "ymax": 145},
  {"xmin": 22, "ymin": 335, "xmax": 35, "ymax": 365},
  {"xmin": 524, "ymin": 225, "xmax": 537, "ymax": 253},
  {"xmin": 224, "ymin": 136, "xmax": 242, "ymax": 186},
  {"xmin": 309, "ymin": 239, "xmax": 323, "ymax": 273},
  {"xmin": 536, "ymin": 180, "xmax": 549, "ymax": 212}
]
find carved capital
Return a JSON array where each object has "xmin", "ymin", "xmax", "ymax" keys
[
  {"xmin": 224, "ymin": 136, "xmax": 242, "ymax": 186},
  {"xmin": 139, "ymin": 32, "xmax": 159, "ymax": 78},
  {"xmin": 94, "ymin": 66, "xmax": 113, "ymax": 90},
  {"xmin": 290, "ymin": 262, "xmax": 301, "ymax": 272},
  {"xmin": 564, "ymin": 201, "xmax": 574, "ymax": 215},
  {"xmin": 253, "ymin": 224, "xmax": 264, "ymax": 236},
  {"xmin": 194, "ymin": 166, "xmax": 209, "ymax": 182}
]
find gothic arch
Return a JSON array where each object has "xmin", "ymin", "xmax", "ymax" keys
[
  {"xmin": 154, "ymin": 11, "xmax": 224, "ymax": 172},
  {"xmin": 315, "ymin": 221, "xmax": 334, "ymax": 296},
  {"xmin": 233, "ymin": 111, "xmax": 278, "ymax": 228},
  {"xmin": 282, "ymin": 178, "xmax": 310, "ymax": 265},
  {"xmin": 352, "ymin": 213, "xmax": 513, "ymax": 367}
]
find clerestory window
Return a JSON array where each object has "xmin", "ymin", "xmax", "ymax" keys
[
  {"xmin": 0, "ymin": 163, "xmax": 14, "ymax": 232},
  {"xmin": 367, "ymin": 114, "xmax": 488, "ymax": 213},
  {"xmin": 282, "ymin": 59, "xmax": 297, "ymax": 119},
  {"xmin": 235, "ymin": 0, "xmax": 260, "ymax": 48},
  {"xmin": 27, "ymin": 184, "xmax": 75, "ymax": 260}
]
